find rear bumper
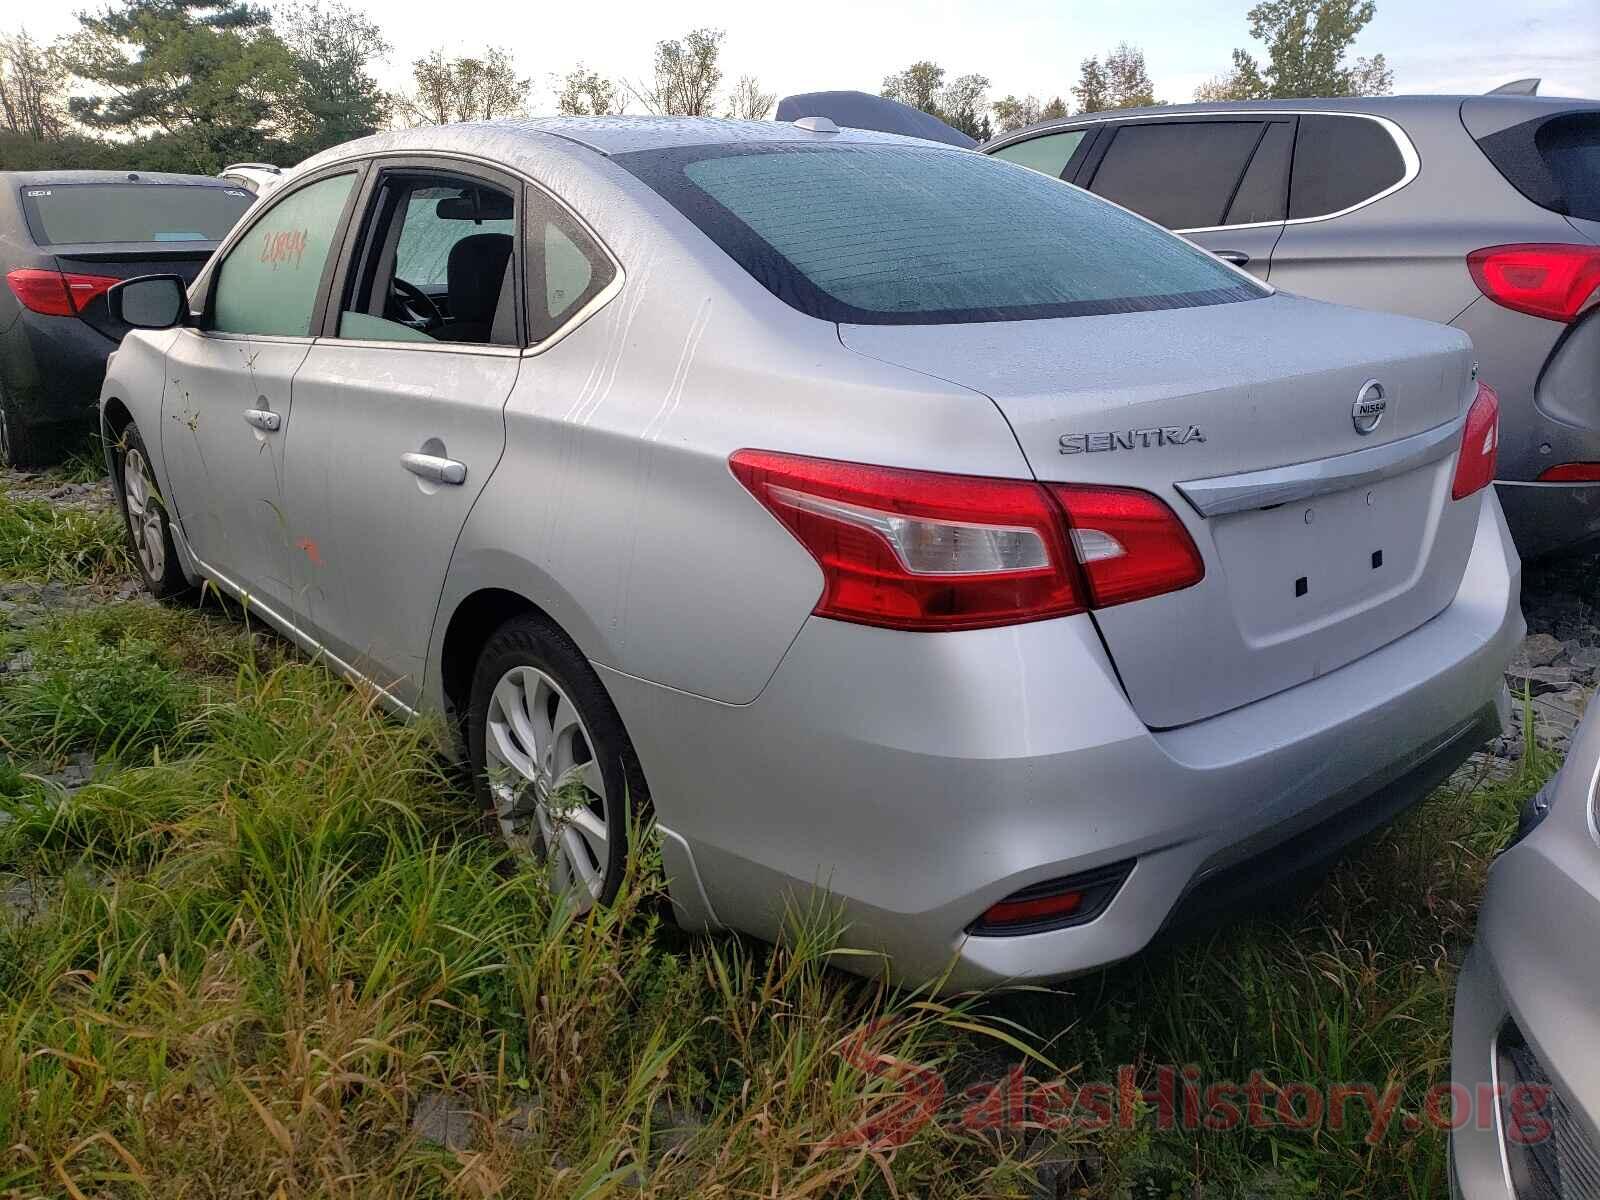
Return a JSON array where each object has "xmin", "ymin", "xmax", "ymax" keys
[
  {"xmin": 1450, "ymin": 708, "xmax": 1600, "ymax": 1198},
  {"xmin": 1496, "ymin": 479, "xmax": 1600, "ymax": 560},
  {"xmin": 607, "ymin": 490, "xmax": 1523, "ymax": 990},
  {"xmin": 0, "ymin": 311, "xmax": 114, "ymax": 431}
]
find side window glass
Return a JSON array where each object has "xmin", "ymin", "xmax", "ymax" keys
[
  {"xmin": 337, "ymin": 176, "xmax": 519, "ymax": 346},
  {"xmin": 526, "ymin": 186, "xmax": 615, "ymax": 343},
  {"xmin": 1288, "ymin": 115, "xmax": 1406, "ymax": 220},
  {"xmin": 990, "ymin": 131, "xmax": 1087, "ymax": 179},
  {"xmin": 211, "ymin": 173, "xmax": 355, "ymax": 336},
  {"xmin": 1224, "ymin": 121, "xmax": 1294, "ymax": 225},
  {"xmin": 1088, "ymin": 121, "xmax": 1264, "ymax": 230}
]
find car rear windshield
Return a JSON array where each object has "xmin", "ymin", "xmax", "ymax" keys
[
  {"xmin": 20, "ymin": 183, "xmax": 252, "ymax": 246},
  {"xmin": 1473, "ymin": 110, "xmax": 1600, "ymax": 222},
  {"xmin": 615, "ymin": 142, "xmax": 1264, "ymax": 324}
]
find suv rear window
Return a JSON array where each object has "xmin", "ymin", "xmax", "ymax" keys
[
  {"xmin": 20, "ymin": 183, "xmax": 252, "ymax": 246},
  {"xmin": 1473, "ymin": 110, "xmax": 1600, "ymax": 222},
  {"xmin": 616, "ymin": 143, "xmax": 1262, "ymax": 325}
]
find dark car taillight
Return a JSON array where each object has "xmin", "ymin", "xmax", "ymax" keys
[
  {"xmin": 1538, "ymin": 463, "xmax": 1600, "ymax": 482},
  {"xmin": 1467, "ymin": 243, "xmax": 1600, "ymax": 324},
  {"xmin": 729, "ymin": 450, "xmax": 1203, "ymax": 632},
  {"xmin": 1452, "ymin": 383, "xmax": 1500, "ymax": 501},
  {"xmin": 6, "ymin": 268, "xmax": 120, "ymax": 317}
]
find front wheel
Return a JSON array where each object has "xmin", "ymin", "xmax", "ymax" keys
[
  {"xmin": 466, "ymin": 616, "xmax": 649, "ymax": 910},
  {"xmin": 114, "ymin": 422, "xmax": 190, "ymax": 598}
]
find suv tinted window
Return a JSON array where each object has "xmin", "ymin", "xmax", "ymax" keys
[
  {"xmin": 211, "ymin": 172, "xmax": 356, "ymax": 337},
  {"xmin": 1473, "ymin": 110, "xmax": 1600, "ymax": 222},
  {"xmin": 616, "ymin": 143, "xmax": 1262, "ymax": 325},
  {"xmin": 990, "ymin": 130, "xmax": 1087, "ymax": 179},
  {"xmin": 1288, "ymin": 115, "xmax": 1406, "ymax": 220},
  {"xmin": 19, "ymin": 183, "xmax": 251, "ymax": 245},
  {"xmin": 1224, "ymin": 120, "xmax": 1293, "ymax": 225},
  {"xmin": 1088, "ymin": 121, "xmax": 1265, "ymax": 229}
]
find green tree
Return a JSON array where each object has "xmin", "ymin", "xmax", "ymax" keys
[
  {"xmin": 555, "ymin": 63, "xmax": 623, "ymax": 116},
  {"xmin": 1072, "ymin": 55, "xmax": 1109, "ymax": 113},
  {"xmin": 1217, "ymin": 0, "xmax": 1393, "ymax": 99},
  {"xmin": 992, "ymin": 94, "xmax": 1043, "ymax": 133},
  {"xmin": 397, "ymin": 45, "xmax": 529, "ymax": 125},
  {"xmin": 634, "ymin": 27, "xmax": 723, "ymax": 116},
  {"xmin": 1039, "ymin": 95, "xmax": 1069, "ymax": 120},
  {"xmin": 272, "ymin": 1, "xmax": 390, "ymax": 157},
  {"xmin": 724, "ymin": 74, "xmax": 774, "ymax": 120},
  {"xmin": 62, "ymin": 0, "xmax": 297, "ymax": 171},
  {"xmin": 1105, "ymin": 42, "xmax": 1156, "ymax": 107},
  {"xmin": 881, "ymin": 60, "xmax": 944, "ymax": 113}
]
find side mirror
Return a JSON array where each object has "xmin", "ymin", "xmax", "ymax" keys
[{"xmin": 108, "ymin": 274, "xmax": 190, "ymax": 330}]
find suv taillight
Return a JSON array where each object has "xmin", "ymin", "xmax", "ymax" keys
[
  {"xmin": 5, "ymin": 268, "xmax": 119, "ymax": 317},
  {"xmin": 729, "ymin": 449, "xmax": 1203, "ymax": 632},
  {"xmin": 1467, "ymin": 244, "xmax": 1600, "ymax": 324},
  {"xmin": 1451, "ymin": 382, "xmax": 1500, "ymax": 501}
]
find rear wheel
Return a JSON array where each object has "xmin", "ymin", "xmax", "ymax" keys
[
  {"xmin": 113, "ymin": 422, "xmax": 190, "ymax": 598},
  {"xmin": 0, "ymin": 386, "xmax": 58, "ymax": 469},
  {"xmin": 467, "ymin": 616, "xmax": 648, "ymax": 909}
]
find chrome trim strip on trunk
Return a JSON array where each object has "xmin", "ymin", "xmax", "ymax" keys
[{"xmin": 1175, "ymin": 416, "xmax": 1465, "ymax": 518}]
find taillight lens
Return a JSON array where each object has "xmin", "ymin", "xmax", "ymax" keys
[
  {"xmin": 1537, "ymin": 463, "xmax": 1600, "ymax": 482},
  {"xmin": 1467, "ymin": 244, "xmax": 1600, "ymax": 324},
  {"xmin": 5, "ymin": 268, "xmax": 119, "ymax": 317},
  {"xmin": 729, "ymin": 449, "xmax": 1203, "ymax": 632},
  {"xmin": 970, "ymin": 859, "xmax": 1134, "ymax": 935},
  {"xmin": 1451, "ymin": 382, "xmax": 1500, "ymax": 501},
  {"xmin": 1050, "ymin": 484, "xmax": 1205, "ymax": 609}
]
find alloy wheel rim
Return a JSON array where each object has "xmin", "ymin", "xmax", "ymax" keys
[
  {"xmin": 484, "ymin": 664, "xmax": 609, "ymax": 909},
  {"xmin": 122, "ymin": 447, "xmax": 166, "ymax": 580}
]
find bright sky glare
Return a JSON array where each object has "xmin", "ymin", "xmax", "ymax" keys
[{"xmin": 18, "ymin": 0, "xmax": 1600, "ymax": 113}]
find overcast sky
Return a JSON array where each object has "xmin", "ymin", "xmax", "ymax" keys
[{"xmin": 22, "ymin": 0, "xmax": 1600, "ymax": 112}]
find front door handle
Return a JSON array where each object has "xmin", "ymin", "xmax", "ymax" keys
[
  {"xmin": 401, "ymin": 451, "xmax": 467, "ymax": 485},
  {"xmin": 1212, "ymin": 249, "xmax": 1251, "ymax": 266},
  {"xmin": 243, "ymin": 408, "xmax": 281, "ymax": 432}
]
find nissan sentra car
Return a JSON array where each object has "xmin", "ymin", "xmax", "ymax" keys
[{"xmin": 97, "ymin": 116, "xmax": 1522, "ymax": 989}]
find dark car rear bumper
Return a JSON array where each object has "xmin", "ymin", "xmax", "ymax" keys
[
  {"xmin": 1496, "ymin": 479, "xmax": 1600, "ymax": 559},
  {"xmin": 0, "ymin": 310, "xmax": 114, "ymax": 434}
]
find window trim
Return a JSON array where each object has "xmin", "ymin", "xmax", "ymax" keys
[
  {"xmin": 985, "ymin": 109, "xmax": 1420, "ymax": 234},
  {"xmin": 190, "ymin": 163, "xmax": 369, "ymax": 343},
  {"xmin": 322, "ymin": 156, "xmax": 527, "ymax": 355}
]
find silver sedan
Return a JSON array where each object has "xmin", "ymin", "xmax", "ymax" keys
[{"xmin": 99, "ymin": 116, "xmax": 1521, "ymax": 989}]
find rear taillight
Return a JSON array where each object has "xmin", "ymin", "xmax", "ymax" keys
[
  {"xmin": 5, "ymin": 268, "xmax": 119, "ymax": 317},
  {"xmin": 728, "ymin": 449, "xmax": 1202, "ymax": 632},
  {"xmin": 1451, "ymin": 382, "xmax": 1500, "ymax": 501},
  {"xmin": 1467, "ymin": 244, "xmax": 1600, "ymax": 324},
  {"xmin": 1538, "ymin": 463, "xmax": 1600, "ymax": 482}
]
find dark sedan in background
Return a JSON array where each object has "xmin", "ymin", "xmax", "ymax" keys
[
  {"xmin": 981, "ymin": 93, "xmax": 1600, "ymax": 559},
  {"xmin": 0, "ymin": 171, "xmax": 253, "ymax": 466}
]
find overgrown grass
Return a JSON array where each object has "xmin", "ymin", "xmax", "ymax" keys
[
  {"xmin": 0, "ymin": 504, "xmax": 1561, "ymax": 1197},
  {"xmin": 0, "ymin": 492, "xmax": 130, "ymax": 583}
]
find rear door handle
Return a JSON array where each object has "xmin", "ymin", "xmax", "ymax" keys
[
  {"xmin": 1212, "ymin": 250, "xmax": 1250, "ymax": 266},
  {"xmin": 401, "ymin": 451, "xmax": 467, "ymax": 485},
  {"xmin": 243, "ymin": 408, "xmax": 281, "ymax": 432}
]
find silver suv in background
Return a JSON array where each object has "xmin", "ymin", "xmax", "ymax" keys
[{"xmin": 983, "ymin": 95, "xmax": 1600, "ymax": 559}]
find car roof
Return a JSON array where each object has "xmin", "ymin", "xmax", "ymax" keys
[
  {"xmin": 0, "ymin": 169, "xmax": 242, "ymax": 188},
  {"xmin": 295, "ymin": 115, "xmax": 951, "ymax": 178},
  {"xmin": 981, "ymin": 93, "xmax": 1600, "ymax": 149}
]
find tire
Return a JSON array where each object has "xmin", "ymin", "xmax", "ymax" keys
[
  {"xmin": 112, "ymin": 422, "xmax": 191, "ymax": 599},
  {"xmin": 467, "ymin": 614, "xmax": 649, "ymax": 910}
]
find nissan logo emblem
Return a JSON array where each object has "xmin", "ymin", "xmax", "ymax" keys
[{"xmin": 1353, "ymin": 380, "xmax": 1387, "ymax": 435}]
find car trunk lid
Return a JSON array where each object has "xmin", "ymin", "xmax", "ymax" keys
[{"xmin": 840, "ymin": 293, "xmax": 1484, "ymax": 727}]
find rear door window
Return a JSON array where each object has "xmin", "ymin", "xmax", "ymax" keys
[
  {"xmin": 20, "ymin": 183, "xmax": 252, "ymax": 245},
  {"xmin": 1086, "ymin": 121, "xmax": 1267, "ymax": 230},
  {"xmin": 616, "ymin": 142, "xmax": 1263, "ymax": 325},
  {"xmin": 1224, "ymin": 120, "xmax": 1294, "ymax": 225},
  {"xmin": 989, "ymin": 130, "xmax": 1088, "ymax": 179},
  {"xmin": 1287, "ymin": 114, "xmax": 1407, "ymax": 219}
]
